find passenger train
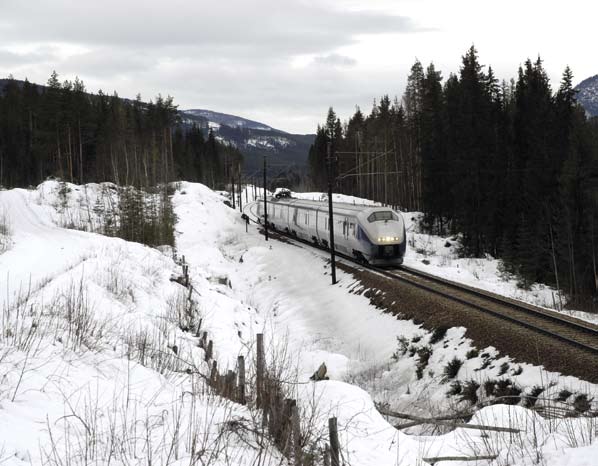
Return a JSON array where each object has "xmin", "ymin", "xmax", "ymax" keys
[{"xmin": 256, "ymin": 196, "xmax": 406, "ymax": 266}]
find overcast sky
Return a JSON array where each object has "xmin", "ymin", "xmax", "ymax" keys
[{"xmin": 1, "ymin": 0, "xmax": 596, "ymax": 133}]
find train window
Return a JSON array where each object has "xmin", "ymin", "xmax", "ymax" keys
[
  {"xmin": 293, "ymin": 209, "xmax": 298, "ymax": 225},
  {"xmin": 350, "ymin": 223, "xmax": 356, "ymax": 236},
  {"xmin": 367, "ymin": 211, "xmax": 398, "ymax": 223},
  {"xmin": 304, "ymin": 213, "xmax": 309, "ymax": 225}
]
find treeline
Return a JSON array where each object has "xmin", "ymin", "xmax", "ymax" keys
[
  {"xmin": 0, "ymin": 72, "xmax": 242, "ymax": 189},
  {"xmin": 309, "ymin": 47, "xmax": 598, "ymax": 309},
  {"xmin": 0, "ymin": 72, "xmax": 243, "ymax": 248}
]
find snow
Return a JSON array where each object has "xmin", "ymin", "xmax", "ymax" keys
[
  {"xmin": 0, "ymin": 181, "xmax": 596, "ymax": 466},
  {"xmin": 402, "ymin": 212, "xmax": 598, "ymax": 326},
  {"xmin": 0, "ymin": 182, "xmax": 283, "ymax": 465},
  {"xmin": 244, "ymin": 136, "xmax": 293, "ymax": 150},
  {"xmin": 290, "ymin": 190, "xmax": 380, "ymax": 206}
]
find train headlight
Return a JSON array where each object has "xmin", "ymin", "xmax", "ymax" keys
[{"xmin": 378, "ymin": 236, "xmax": 399, "ymax": 243}]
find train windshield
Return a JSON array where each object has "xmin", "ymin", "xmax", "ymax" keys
[{"xmin": 367, "ymin": 211, "xmax": 398, "ymax": 223}]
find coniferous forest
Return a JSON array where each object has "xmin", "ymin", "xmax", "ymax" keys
[
  {"xmin": 0, "ymin": 72, "xmax": 243, "ymax": 248},
  {"xmin": 0, "ymin": 72, "xmax": 242, "ymax": 189},
  {"xmin": 309, "ymin": 47, "xmax": 598, "ymax": 310}
]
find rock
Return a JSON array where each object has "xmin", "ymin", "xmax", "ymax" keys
[{"xmin": 310, "ymin": 362, "xmax": 329, "ymax": 381}]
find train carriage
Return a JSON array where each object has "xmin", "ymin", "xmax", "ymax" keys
[{"xmin": 256, "ymin": 197, "xmax": 406, "ymax": 266}]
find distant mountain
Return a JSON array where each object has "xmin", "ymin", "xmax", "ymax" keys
[
  {"xmin": 180, "ymin": 109, "xmax": 314, "ymax": 175},
  {"xmin": 183, "ymin": 108, "xmax": 275, "ymax": 132},
  {"xmin": 575, "ymin": 75, "xmax": 598, "ymax": 117}
]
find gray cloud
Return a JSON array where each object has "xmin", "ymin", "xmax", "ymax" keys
[
  {"xmin": 0, "ymin": 46, "xmax": 60, "ymax": 67},
  {"xmin": 0, "ymin": 0, "xmax": 426, "ymax": 132},
  {"xmin": 1, "ymin": 0, "xmax": 422, "ymax": 52},
  {"xmin": 313, "ymin": 53, "xmax": 357, "ymax": 67}
]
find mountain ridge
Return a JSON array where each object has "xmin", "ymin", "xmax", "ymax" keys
[
  {"xmin": 182, "ymin": 108, "xmax": 278, "ymax": 133},
  {"xmin": 179, "ymin": 108, "xmax": 313, "ymax": 174},
  {"xmin": 575, "ymin": 74, "xmax": 598, "ymax": 117}
]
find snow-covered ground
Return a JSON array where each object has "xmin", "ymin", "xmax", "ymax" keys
[
  {"xmin": 0, "ymin": 181, "xmax": 596, "ymax": 466},
  {"xmin": 402, "ymin": 212, "xmax": 598, "ymax": 326},
  {"xmin": 0, "ymin": 182, "xmax": 283, "ymax": 465}
]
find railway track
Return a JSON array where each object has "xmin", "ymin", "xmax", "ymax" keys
[
  {"xmin": 382, "ymin": 267, "xmax": 598, "ymax": 355},
  {"xmin": 243, "ymin": 202, "xmax": 598, "ymax": 357}
]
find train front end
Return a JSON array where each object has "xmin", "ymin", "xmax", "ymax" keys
[{"xmin": 358, "ymin": 209, "xmax": 406, "ymax": 266}]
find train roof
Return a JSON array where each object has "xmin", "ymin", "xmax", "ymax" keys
[{"xmin": 267, "ymin": 197, "xmax": 394, "ymax": 216}]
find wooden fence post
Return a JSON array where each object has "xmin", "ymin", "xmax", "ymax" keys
[
  {"xmin": 238, "ymin": 355, "xmax": 246, "ymax": 405},
  {"xmin": 256, "ymin": 333, "xmax": 264, "ymax": 408},
  {"xmin": 205, "ymin": 340, "xmax": 213, "ymax": 361},
  {"xmin": 226, "ymin": 370, "xmax": 235, "ymax": 398},
  {"xmin": 210, "ymin": 360, "xmax": 218, "ymax": 387},
  {"xmin": 323, "ymin": 444, "xmax": 331, "ymax": 466},
  {"xmin": 291, "ymin": 402, "xmax": 302, "ymax": 466},
  {"xmin": 282, "ymin": 398, "xmax": 295, "ymax": 455},
  {"xmin": 329, "ymin": 417, "xmax": 340, "ymax": 466}
]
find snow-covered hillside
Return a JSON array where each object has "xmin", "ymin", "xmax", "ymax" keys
[
  {"xmin": 178, "ymin": 109, "xmax": 314, "ymax": 173},
  {"xmin": 0, "ymin": 182, "xmax": 596, "ymax": 466},
  {"xmin": 576, "ymin": 74, "xmax": 598, "ymax": 117},
  {"xmin": 183, "ymin": 109, "xmax": 274, "ymax": 132}
]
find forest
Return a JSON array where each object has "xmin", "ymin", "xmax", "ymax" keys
[
  {"xmin": 0, "ymin": 72, "xmax": 242, "ymax": 189},
  {"xmin": 0, "ymin": 72, "xmax": 243, "ymax": 247},
  {"xmin": 309, "ymin": 46, "xmax": 598, "ymax": 310}
]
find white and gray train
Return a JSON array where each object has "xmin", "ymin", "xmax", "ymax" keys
[{"xmin": 256, "ymin": 196, "xmax": 406, "ymax": 266}]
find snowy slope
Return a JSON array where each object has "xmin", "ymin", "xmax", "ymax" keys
[
  {"xmin": 183, "ymin": 109, "xmax": 275, "ymax": 131},
  {"xmin": 576, "ymin": 74, "xmax": 598, "ymax": 117},
  {"xmin": 0, "ymin": 182, "xmax": 284, "ymax": 465},
  {"xmin": 0, "ymin": 181, "xmax": 596, "ymax": 466},
  {"xmin": 176, "ymin": 184, "xmax": 598, "ymax": 465}
]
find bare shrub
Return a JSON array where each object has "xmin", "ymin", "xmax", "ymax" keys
[
  {"xmin": 484, "ymin": 379, "xmax": 522, "ymax": 405},
  {"xmin": 447, "ymin": 381, "xmax": 462, "ymax": 397},
  {"xmin": 522, "ymin": 386, "xmax": 545, "ymax": 408},
  {"xmin": 0, "ymin": 208, "xmax": 12, "ymax": 253},
  {"xmin": 430, "ymin": 326, "xmax": 449, "ymax": 345},
  {"xmin": 416, "ymin": 346, "xmax": 433, "ymax": 380},
  {"xmin": 166, "ymin": 289, "xmax": 197, "ymax": 332},
  {"xmin": 465, "ymin": 348, "xmax": 479, "ymax": 359},
  {"xmin": 573, "ymin": 394, "xmax": 592, "ymax": 413},
  {"xmin": 556, "ymin": 389, "xmax": 573, "ymax": 403},
  {"xmin": 443, "ymin": 357, "xmax": 463, "ymax": 381},
  {"xmin": 459, "ymin": 380, "xmax": 480, "ymax": 405},
  {"xmin": 55, "ymin": 279, "xmax": 108, "ymax": 351},
  {"xmin": 498, "ymin": 362, "xmax": 510, "ymax": 376},
  {"xmin": 40, "ymin": 383, "xmax": 283, "ymax": 466},
  {"xmin": 391, "ymin": 335, "xmax": 410, "ymax": 360}
]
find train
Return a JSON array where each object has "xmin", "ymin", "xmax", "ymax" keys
[{"xmin": 256, "ymin": 195, "xmax": 406, "ymax": 266}]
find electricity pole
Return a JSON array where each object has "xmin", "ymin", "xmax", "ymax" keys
[
  {"xmin": 327, "ymin": 142, "xmax": 337, "ymax": 285},
  {"xmin": 263, "ymin": 155, "xmax": 268, "ymax": 241},
  {"xmin": 238, "ymin": 170, "xmax": 242, "ymax": 212},
  {"xmin": 231, "ymin": 178, "xmax": 236, "ymax": 209}
]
